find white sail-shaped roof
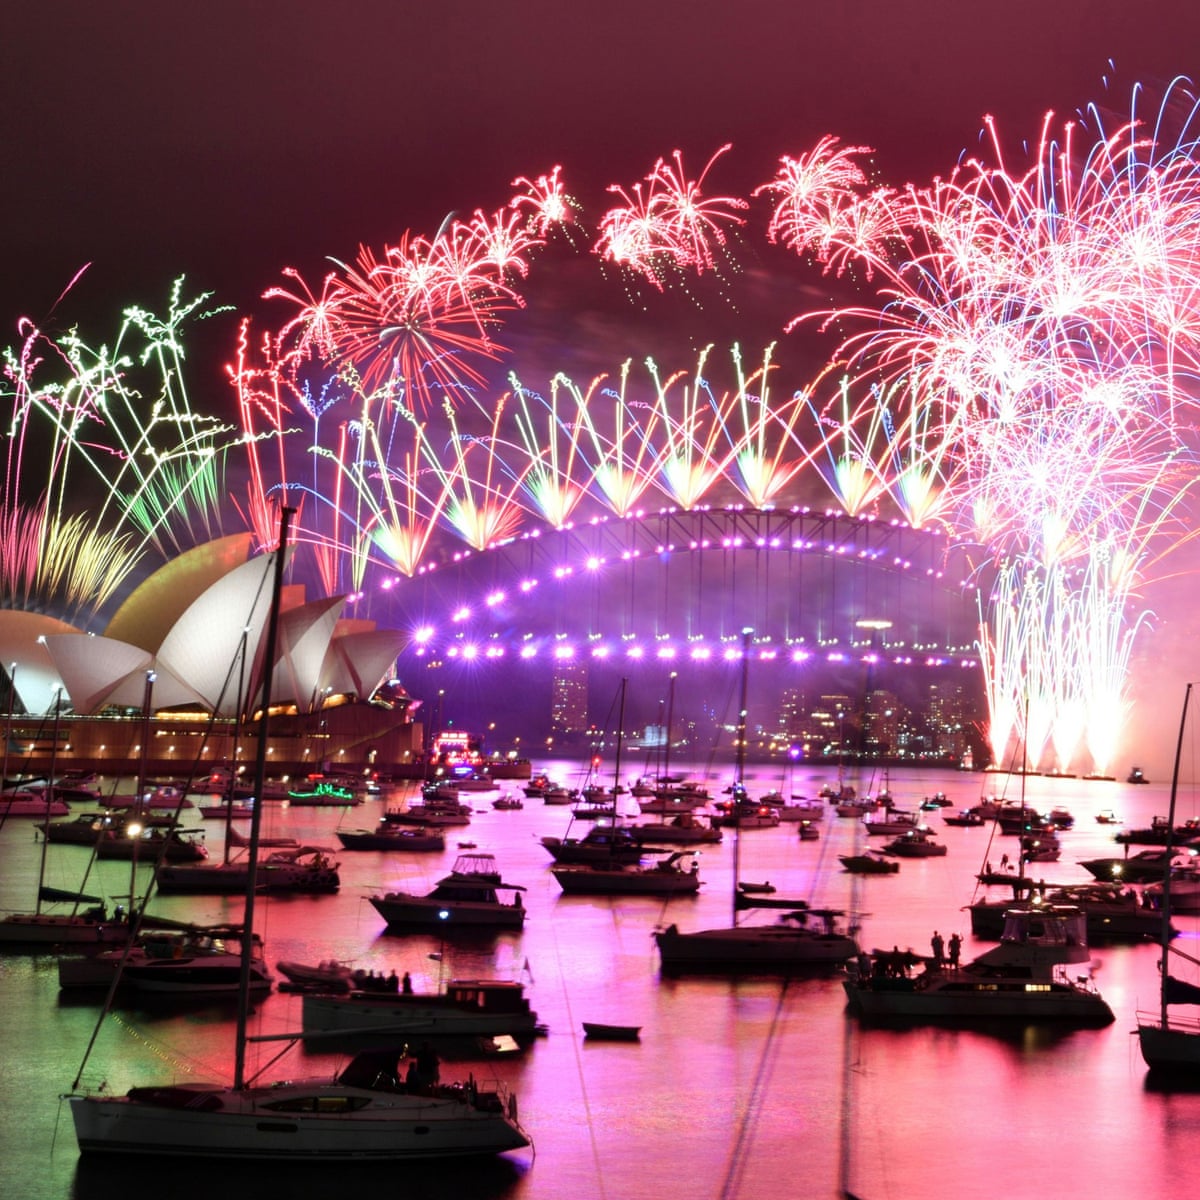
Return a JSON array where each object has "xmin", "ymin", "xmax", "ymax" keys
[
  {"xmin": 319, "ymin": 629, "xmax": 406, "ymax": 701},
  {"xmin": 39, "ymin": 634, "xmax": 204, "ymax": 714},
  {"xmin": 104, "ymin": 533, "xmax": 254, "ymax": 653},
  {"xmin": 2, "ymin": 539, "xmax": 402, "ymax": 719},
  {"xmin": 155, "ymin": 552, "xmax": 281, "ymax": 716},
  {"xmin": 0, "ymin": 611, "xmax": 81, "ymax": 714},
  {"xmin": 270, "ymin": 596, "xmax": 347, "ymax": 713}
]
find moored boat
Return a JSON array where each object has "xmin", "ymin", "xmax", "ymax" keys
[
  {"xmin": 59, "ymin": 929, "xmax": 273, "ymax": 998},
  {"xmin": 582, "ymin": 1022, "xmax": 641, "ymax": 1041},
  {"xmin": 881, "ymin": 827, "xmax": 947, "ymax": 857},
  {"xmin": 653, "ymin": 632, "xmax": 857, "ymax": 975},
  {"xmin": 656, "ymin": 905, "xmax": 858, "ymax": 973},
  {"xmin": 551, "ymin": 850, "xmax": 702, "ymax": 896},
  {"xmin": 1136, "ymin": 684, "xmax": 1200, "ymax": 1075},
  {"xmin": 862, "ymin": 809, "xmax": 923, "ymax": 836},
  {"xmin": 942, "ymin": 809, "xmax": 985, "ymax": 827},
  {"xmin": 368, "ymin": 852, "xmax": 527, "ymax": 930},
  {"xmin": 838, "ymin": 853, "xmax": 900, "ymax": 875},
  {"xmin": 0, "ymin": 791, "xmax": 70, "ymax": 817},
  {"xmin": 156, "ymin": 846, "xmax": 341, "ymax": 893},
  {"xmin": 968, "ymin": 883, "xmax": 1167, "ymax": 943},
  {"xmin": 540, "ymin": 820, "xmax": 644, "ymax": 863},
  {"xmin": 301, "ymin": 977, "xmax": 540, "ymax": 1046},
  {"xmin": 845, "ymin": 904, "xmax": 1114, "ymax": 1024},
  {"xmin": 628, "ymin": 811, "xmax": 721, "ymax": 845},
  {"xmin": 1080, "ymin": 848, "xmax": 1193, "ymax": 884},
  {"xmin": 335, "ymin": 824, "xmax": 446, "ymax": 852},
  {"xmin": 95, "ymin": 826, "xmax": 208, "ymax": 862}
]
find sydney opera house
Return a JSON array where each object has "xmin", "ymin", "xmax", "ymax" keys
[{"xmin": 0, "ymin": 532, "xmax": 420, "ymax": 783}]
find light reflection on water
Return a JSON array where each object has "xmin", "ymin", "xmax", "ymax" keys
[{"xmin": 2, "ymin": 763, "xmax": 1199, "ymax": 1199}]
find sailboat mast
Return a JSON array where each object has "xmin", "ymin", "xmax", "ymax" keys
[
  {"xmin": 35, "ymin": 690, "xmax": 63, "ymax": 916},
  {"xmin": 1159, "ymin": 681, "xmax": 1192, "ymax": 1027},
  {"xmin": 128, "ymin": 670, "xmax": 156, "ymax": 912},
  {"xmin": 732, "ymin": 629, "xmax": 751, "ymax": 926},
  {"xmin": 1, "ymin": 662, "xmax": 14, "ymax": 800},
  {"xmin": 233, "ymin": 507, "xmax": 293, "ymax": 1092},
  {"xmin": 223, "ymin": 629, "xmax": 249, "ymax": 866},
  {"xmin": 613, "ymin": 678, "xmax": 627, "ymax": 814},
  {"xmin": 662, "ymin": 672, "xmax": 676, "ymax": 784}
]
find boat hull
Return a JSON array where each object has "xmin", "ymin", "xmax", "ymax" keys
[
  {"xmin": 551, "ymin": 866, "xmax": 701, "ymax": 896},
  {"xmin": 1137, "ymin": 1020, "xmax": 1200, "ymax": 1073},
  {"xmin": 156, "ymin": 863, "xmax": 340, "ymax": 894},
  {"xmin": 302, "ymin": 992, "xmax": 539, "ymax": 1041},
  {"xmin": 69, "ymin": 1084, "xmax": 528, "ymax": 1160},
  {"xmin": 336, "ymin": 830, "xmax": 445, "ymax": 852},
  {"xmin": 655, "ymin": 924, "xmax": 858, "ymax": 972},
  {"xmin": 844, "ymin": 976, "xmax": 1114, "ymax": 1023},
  {"xmin": 368, "ymin": 896, "xmax": 526, "ymax": 929},
  {"xmin": 968, "ymin": 898, "xmax": 1164, "ymax": 943},
  {"xmin": 0, "ymin": 914, "xmax": 130, "ymax": 946},
  {"xmin": 582, "ymin": 1022, "xmax": 641, "ymax": 1041}
]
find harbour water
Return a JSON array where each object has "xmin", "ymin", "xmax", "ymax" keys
[{"xmin": 1, "ymin": 761, "xmax": 1197, "ymax": 1199}]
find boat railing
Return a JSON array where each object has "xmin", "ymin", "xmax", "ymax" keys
[{"xmin": 1135, "ymin": 1006, "xmax": 1200, "ymax": 1034}]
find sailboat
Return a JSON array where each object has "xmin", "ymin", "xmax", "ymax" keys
[
  {"xmin": 654, "ymin": 630, "xmax": 860, "ymax": 974},
  {"xmin": 550, "ymin": 678, "xmax": 703, "ymax": 896},
  {"xmin": 66, "ymin": 509, "xmax": 529, "ymax": 1161},
  {"xmin": 1136, "ymin": 681, "xmax": 1200, "ymax": 1073},
  {"xmin": 0, "ymin": 689, "xmax": 132, "ymax": 947}
]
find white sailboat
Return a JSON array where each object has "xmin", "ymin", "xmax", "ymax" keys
[
  {"xmin": 654, "ymin": 630, "xmax": 859, "ymax": 973},
  {"xmin": 65, "ymin": 509, "xmax": 529, "ymax": 1161},
  {"xmin": 1136, "ymin": 681, "xmax": 1200, "ymax": 1073}
]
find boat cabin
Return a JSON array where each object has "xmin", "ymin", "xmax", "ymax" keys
[{"xmin": 443, "ymin": 979, "xmax": 534, "ymax": 1014}]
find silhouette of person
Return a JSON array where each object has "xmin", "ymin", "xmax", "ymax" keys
[
  {"xmin": 931, "ymin": 930, "xmax": 945, "ymax": 969},
  {"xmin": 948, "ymin": 932, "xmax": 962, "ymax": 969}
]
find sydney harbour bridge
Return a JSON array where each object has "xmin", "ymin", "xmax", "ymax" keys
[{"xmin": 373, "ymin": 505, "xmax": 984, "ymax": 747}]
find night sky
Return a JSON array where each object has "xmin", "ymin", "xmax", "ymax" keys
[
  {"xmin": 6, "ymin": 2, "xmax": 1199, "ymax": 345},
  {"xmin": 6, "ymin": 2, "xmax": 1200, "ymax": 773}
]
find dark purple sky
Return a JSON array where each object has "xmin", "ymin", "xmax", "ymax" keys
[{"xmin": 5, "ymin": 0, "xmax": 1198, "ymax": 348}]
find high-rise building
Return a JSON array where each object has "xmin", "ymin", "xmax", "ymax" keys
[
  {"xmin": 926, "ymin": 680, "xmax": 971, "ymax": 758},
  {"xmin": 550, "ymin": 660, "xmax": 588, "ymax": 736}
]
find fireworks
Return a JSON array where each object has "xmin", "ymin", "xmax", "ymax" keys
[
  {"xmin": 1, "ymin": 279, "xmax": 238, "ymax": 622},
  {"xmin": 595, "ymin": 146, "xmax": 747, "ymax": 289},
  {"xmin": 759, "ymin": 78, "xmax": 1200, "ymax": 769},
  {"xmin": 8, "ymin": 76, "xmax": 1200, "ymax": 772}
]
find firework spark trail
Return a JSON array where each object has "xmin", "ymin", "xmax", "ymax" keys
[
  {"xmin": 510, "ymin": 165, "xmax": 580, "ymax": 238},
  {"xmin": 644, "ymin": 345, "xmax": 743, "ymax": 511},
  {"xmin": 432, "ymin": 396, "xmax": 530, "ymax": 552},
  {"xmin": 1, "ymin": 281, "xmax": 237, "ymax": 619},
  {"xmin": 568, "ymin": 360, "xmax": 670, "ymax": 517},
  {"xmin": 804, "ymin": 376, "xmax": 893, "ymax": 518},
  {"xmin": 594, "ymin": 147, "xmax": 747, "ymax": 288},
  {"xmin": 504, "ymin": 375, "xmax": 592, "ymax": 530},
  {"xmin": 874, "ymin": 377, "xmax": 961, "ymax": 530}
]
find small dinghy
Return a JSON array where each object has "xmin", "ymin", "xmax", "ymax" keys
[{"xmin": 583, "ymin": 1022, "xmax": 642, "ymax": 1042}]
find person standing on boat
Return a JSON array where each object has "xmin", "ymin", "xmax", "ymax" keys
[
  {"xmin": 947, "ymin": 932, "xmax": 962, "ymax": 969},
  {"xmin": 930, "ymin": 931, "xmax": 945, "ymax": 969}
]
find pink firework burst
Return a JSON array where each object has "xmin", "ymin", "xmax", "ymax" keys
[{"xmin": 594, "ymin": 146, "xmax": 747, "ymax": 288}]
